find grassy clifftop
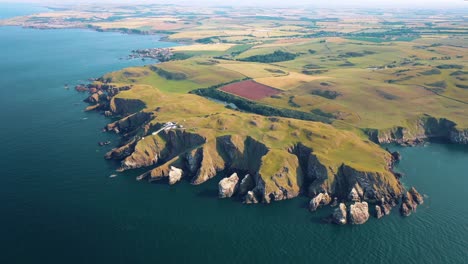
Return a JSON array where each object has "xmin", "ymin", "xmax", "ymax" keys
[{"xmin": 95, "ymin": 66, "xmax": 402, "ymax": 205}]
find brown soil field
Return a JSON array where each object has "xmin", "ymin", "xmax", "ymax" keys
[{"xmin": 220, "ymin": 80, "xmax": 282, "ymax": 100}]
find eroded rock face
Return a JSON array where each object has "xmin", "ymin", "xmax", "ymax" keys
[
  {"xmin": 309, "ymin": 193, "xmax": 332, "ymax": 212},
  {"xmin": 348, "ymin": 187, "xmax": 361, "ymax": 202},
  {"xmin": 450, "ymin": 129, "xmax": 468, "ymax": 144},
  {"xmin": 349, "ymin": 202, "xmax": 370, "ymax": 224},
  {"xmin": 218, "ymin": 173, "xmax": 239, "ymax": 198},
  {"xmin": 332, "ymin": 203, "xmax": 347, "ymax": 225},
  {"xmin": 168, "ymin": 166, "xmax": 183, "ymax": 185},
  {"xmin": 375, "ymin": 205, "xmax": 384, "ymax": 219},
  {"xmin": 244, "ymin": 191, "xmax": 259, "ymax": 204}
]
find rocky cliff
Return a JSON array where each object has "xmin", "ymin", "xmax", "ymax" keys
[
  {"xmin": 365, "ymin": 115, "xmax": 468, "ymax": 145},
  {"xmin": 83, "ymin": 78, "xmax": 429, "ymax": 225}
]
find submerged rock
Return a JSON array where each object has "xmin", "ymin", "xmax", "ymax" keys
[
  {"xmin": 349, "ymin": 202, "xmax": 369, "ymax": 224},
  {"xmin": 309, "ymin": 192, "xmax": 331, "ymax": 212},
  {"xmin": 218, "ymin": 173, "xmax": 239, "ymax": 198},
  {"xmin": 244, "ymin": 191, "xmax": 259, "ymax": 204},
  {"xmin": 168, "ymin": 166, "xmax": 183, "ymax": 185},
  {"xmin": 332, "ymin": 203, "xmax": 347, "ymax": 225}
]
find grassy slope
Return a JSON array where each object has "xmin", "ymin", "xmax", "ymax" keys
[{"xmin": 107, "ymin": 64, "xmax": 394, "ymax": 177}]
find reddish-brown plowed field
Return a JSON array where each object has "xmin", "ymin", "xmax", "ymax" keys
[{"xmin": 219, "ymin": 80, "xmax": 281, "ymax": 100}]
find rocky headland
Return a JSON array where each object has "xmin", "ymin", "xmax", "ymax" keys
[{"xmin": 75, "ymin": 74, "xmax": 446, "ymax": 225}]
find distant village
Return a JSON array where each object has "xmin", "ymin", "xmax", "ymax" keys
[{"xmin": 128, "ymin": 48, "xmax": 174, "ymax": 62}]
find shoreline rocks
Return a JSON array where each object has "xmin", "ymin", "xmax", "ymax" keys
[
  {"xmin": 168, "ymin": 166, "xmax": 183, "ymax": 185},
  {"xmin": 309, "ymin": 193, "xmax": 331, "ymax": 212},
  {"xmin": 332, "ymin": 203, "xmax": 348, "ymax": 225},
  {"xmin": 375, "ymin": 205, "xmax": 384, "ymax": 219},
  {"xmin": 239, "ymin": 174, "xmax": 254, "ymax": 196},
  {"xmin": 244, "ymin": 191, "xmax": 259, "ymax": 204},
  {"xmin": 349, "ymin": 202, "xmax": 370, "ymax": 224},
  {"xmin": 400, "ymin": 187, "xmax": 424, "ymax": 216}
]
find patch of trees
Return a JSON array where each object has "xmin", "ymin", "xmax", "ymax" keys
[
  {"xmin": 149, "ymin": 66, "xmax": 187, "ymax": 80},
  {"xmin": 239, "ymin": 50, "xmax": 298, "ymax": 63},
  {"xmin": 311, "ymin": 109, "xmax": 336, "ymax": 119},
  {"xmin": 264, "ymin": 68, "xmax": 287, "ymax": 74},
  {"xmin": 303, "ymin": 64, "xmax": 323, "ymax": 69},
  {"xmin": 288, "ymin": 96, "xmax": 300, "ymax": 108},
  {"xmin": 302, "ymin": 70, "xmax": 328, "ymax": 75},
  {"xmin": 426, "ymin": 81, "xmax": 447, "ymax": 89},
  {"xmin": 450, "ymin": 71, "xmax": 468, "ymax": 76},
  {"xmin": 171, "ymin": 53, "xmax": 193, "ymax": 61},
  {"xmin": 310, "ymin": 90, "xmax": 341, "ymax": 99},
  {"xmin": 338, "ymin": 62, "xmax": 355, "ymax": 67},
  {"xmin": 339, "ymin": 51, "xmax": 375, "ymax": 58},
  {"xmin": 190, "ymin": 80, "xmax": 332, "ymax": 123},
  {"xmin": 420, "ymin": 69, "xmax": 441, "ymax": 75},
  {"xmin": 196, "ymin": 37, "xmax": 224, "ymax": 44},
  {"xmin": 436, "ymin": 64, "xmax": 464, "ymax": 69}
]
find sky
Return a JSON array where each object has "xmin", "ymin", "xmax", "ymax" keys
[{"xmin": 0, "ymin": 0, "xmax": 466, "ymax": 8}]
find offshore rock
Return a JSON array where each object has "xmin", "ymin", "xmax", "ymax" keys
[
  {"xmin": 349, "ymin": 202, "xmax": 370, "ymax": 224},
  {"xmin": 409, "ymin": 187, "xmax": 424, "ymax": 205},
  {"xmin": 381, "ymin": 202, "xmax": 392, "ymax": 215},
  {"xmin": 309, "ymin": 193, "xmax": 331, "ymax": 212},
  {"xmin": 218, "ymin": 173, "xmax": 239, "ymax": 198},
  {"xmin": 332, "ymin": 203, "xmax": 347, "ymax": 225},
  {"xmin": 244, "ymin": 191, "xmax": 259, "ymax": 204},
  {"xmin": 375, "ymin": 205, "xmax": 384, "ymax": 219},
  {"xmin": 168, "ymin": 166, "xmax": 183, "ymax": 185},
  {"xmin": 400, "ymin": 191, "xmax": 418, "ymax": 217},
  {"xmin": 401, "ymin": 203, "xmax": 411, "ymax": 217}
]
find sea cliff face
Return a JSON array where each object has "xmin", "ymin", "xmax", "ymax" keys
[
  {"xmin": 82, "ymin": 79, "xmax": 431, "ymax": 225},
  {"xmin": 366, "ymin": 115, "xmax": 468, "ymax": 145}
]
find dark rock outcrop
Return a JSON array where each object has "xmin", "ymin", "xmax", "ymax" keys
[
  {"xmin": 366, "ymin": 115, "xmax": 467, "ymax": 145},
  {"xmin": 332, "ymin": 203, "xmax": 347, "ymax": 225},
  {"xmin": 244, "ymin": 191, "xmax": 259, "ymax": 204}
]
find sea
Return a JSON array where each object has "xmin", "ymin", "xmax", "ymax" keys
[{"xmin": 0, "ymin": 4, "xmax": 467, "ymax": 264}]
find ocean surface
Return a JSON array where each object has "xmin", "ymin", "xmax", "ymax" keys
[{"xmin": 0, "ymin": 6, "xmax": 467, "ymax": 264}]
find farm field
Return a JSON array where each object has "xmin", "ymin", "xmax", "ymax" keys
[{"xmin": 219, "ymin": 80, "xmax": 282, "ymax": 100}]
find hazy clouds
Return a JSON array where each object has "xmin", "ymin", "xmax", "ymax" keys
[{"xmin": 1, "ymin": 0, "xmax": 466, "ymax": 8}]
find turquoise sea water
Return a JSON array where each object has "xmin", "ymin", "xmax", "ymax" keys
[
  {"xmin": 0, "ymin": 6, "xmax": 467, "ymax": 264},
  {"xmin": 0, "ymin": 3, "xmax": 49, "ymax": 19}
]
